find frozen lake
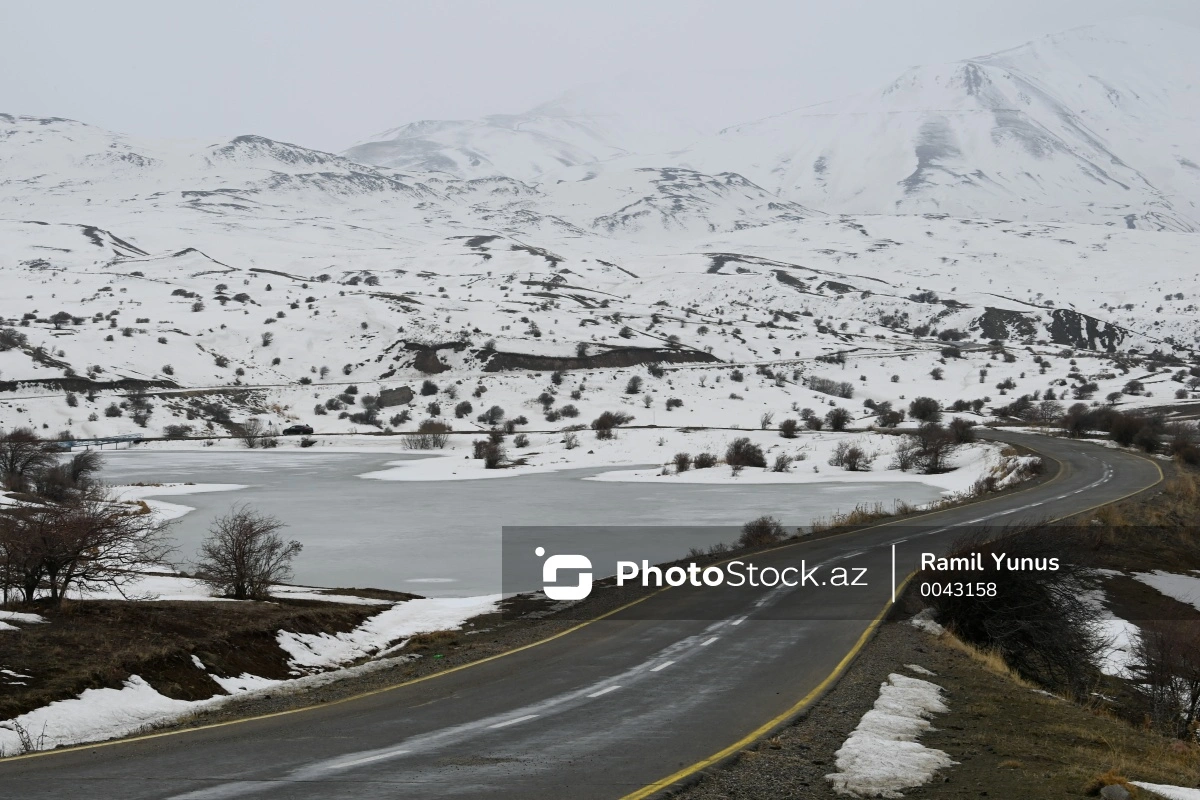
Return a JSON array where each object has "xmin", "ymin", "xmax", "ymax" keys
[{"xmin": 99, "ymin": 451, "xmax": 943, "ymax": 596}]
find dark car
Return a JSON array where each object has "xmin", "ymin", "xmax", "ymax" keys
[{"xmin": 281, "ymin": 424, "xmax": 314, "ymax": 435}]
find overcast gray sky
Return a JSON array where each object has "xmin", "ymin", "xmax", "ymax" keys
[{"xmin": 3, "ymin": 0, "xmax": 1199, "ymax": 152}]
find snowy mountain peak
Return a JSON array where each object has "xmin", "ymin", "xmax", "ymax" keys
[
  {"xmin": 207, "ymin": 135, "xmax": 356, "ymax": 169},
  {"xmin": 680, "ymin": 17, "xmax": 1200, "ymax": 231}
]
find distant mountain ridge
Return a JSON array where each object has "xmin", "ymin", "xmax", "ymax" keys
[
  {"xmin": 681, "ymin": 17, "xmax": 1200, "ymax": 231},
  {"xmin": 345, "ymin": 16, "xmax": 1200, "ymax": 232}
]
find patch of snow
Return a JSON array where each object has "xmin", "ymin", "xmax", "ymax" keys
[
  {"xmin": 1133, "ymin": 571, "xmax": 1200, "ymax": 611},
  {"xmin": 1096, "ymin": 616, "xmax": 1141, "ymax": 678},
  {"xmin": 112, "ymin": 483, "xmax": 247, "ymax": 523},
  {"xmin": 1132, "ymin": 783, "xmax": 1200, "ymax": 800},
  {"xmin": 910, "ymin": 609, "xmax": 945, "ymax": 636},
  {"xmin": 0, "ymin": 611, "xmax": 48, "ymax": 624},
  {"xmin": 277, "ymin": 595, "xmax": 499, "ymax": 671},
  {"xmin": 1083, "ymin": 587, "xmax": 1140, "ymax": 678},
  {"xmin": 208, "ymin": 673, "xmax": 282, "ymax": 694},
  {"xmin": 905, "ymin": 664, "xmax": 936, "ymax": 676},
  {"xmin": 0, "ymin": 676, "xmax": 196, "ymax": 754},
  {"xmin": 826, "ymin": 673, "xmax": 956, "ymax": 797}
]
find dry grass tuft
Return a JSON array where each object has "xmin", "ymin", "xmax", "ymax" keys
[{"xmin": 1082, "ymin": 768, "xmax": 1138, "ymax": 795}]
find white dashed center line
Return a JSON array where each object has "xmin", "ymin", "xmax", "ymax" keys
[
  {"xmin": 587, "ymin": 686, "xmax": 621, "ymax": 698},
  {"xmin": 336, "ymin": 747, "xmax": 410, "ymax": 769},
  {"xmin": 650, "ymin": 660, "xmax": 675, "ymax": 672},
  {"xmin": 700, "ymin": 636, "xmax": 719, "ymax": 646},
  {"xmin": 488, "ymin": 714, "xmax": 538, "ymax": 729}
]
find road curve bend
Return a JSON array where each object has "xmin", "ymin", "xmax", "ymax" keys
[{"xmin": 0, "ymin": 432, "xmax": 1163, "ymax": 800}]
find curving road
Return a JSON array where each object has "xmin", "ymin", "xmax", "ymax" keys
[{"xmin": 0, "ymin": 432, "xmax": 1162, "ymax": 799}]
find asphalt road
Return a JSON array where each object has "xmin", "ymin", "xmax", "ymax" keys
[{"xmin": 0, "ymin": 432, "xmax": 1163, "ymax": 799}]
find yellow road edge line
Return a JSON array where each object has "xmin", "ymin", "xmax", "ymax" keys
[
  {"xmin": 0, "ymin": 589, "xmax": 667, "ymax": 763},
  {"xmin": 618, "ymin": 574, "xmax": 915, "ymax": 800},
  {"xmin": 617, "ymin": 443, "xmax": 1165, "ymax": 800}
]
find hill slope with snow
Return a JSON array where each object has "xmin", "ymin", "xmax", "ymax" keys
[
  {"xmin": 681, "ymin": 17, "xmax": 1200, "ymax": 231},
  {"xmin": 1, "ymin": 17, "xmax": 1199, "ymax": 441}
]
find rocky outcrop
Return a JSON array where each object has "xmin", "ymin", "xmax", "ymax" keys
[
  {"xmin": 1048, "ymin": 309, "xmax": 1127, "ymax": 352},
  {"xmin": 478, "ymin": 346, "xmax": 720, "ymax": 373},
  {"xmin": 377, "ymin": 386, "xmax": 414, "ymax": 407},
  {"xmin": 976, "ymin": 307, "xmax": 1038, "ymax": 341}
]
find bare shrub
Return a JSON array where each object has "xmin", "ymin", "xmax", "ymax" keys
[
  {"xmin": 592, "ymin": 411, "xmax": 634, "ymax": 440},
  {"xmin": 808, "ymin": 375, "xmax": 854, "ymax": 398},
  {"xmin": 673, "ymin": 452, "xmax": 691, "ymax": 473},
  {"xmin": 912, "ymin": 422, "xmax": 957, "ymax": 473},
  {"xmin": 195, "ymin": 505, "xmax": 301, "ymax": 600},
  {"xmin": 909, "ymin": 396, "xmax": 942, "ymax": 422},
  {"xmin": 825, "ymin": 407, "xmax": 852, "ymax": 431},
  {"xmin": 738, "ymin": 515, "xmax": 786, "ymax": 548},
  {"xmin": 693, "ymin": 452, "xmax": 717, "ymax": 469},
  {"xmin": 163, "ymin": 424, "xmax": 193, "ymax": 439},
  {"xmin": 948, "ymin": 417, "xmax": 976, "ymax": 444},
  {"xmin": 779, "ymin": 418, "xmax": 799, "ymax": 438},
  {"xmin": 890, "ymin": 439, "xmax": 921, "ymax": 471},
  {"xmin": 478, "ymin": 405, "xmax": 505, "ymax": 426},
  {"xmin": 472, "ymin": 440, "xmax": 506, "ymax": 468},
  {"xmin": 404, "ymin": 419, "xmax": 452, "ymax": 449},
  {"xmin": 725, "ymin": 437, "xmax": 766, "ymax": 469},
  {"xmin": 829, "ymin": 441, "xmax": 873, "ymax": 471},
  {"xmin": 240, "ymin": 418, "xmax": 265, "ymax": 448},
  {"xmin": 771, "ymin": 454, "xmax": 792, "ymax": 473}
]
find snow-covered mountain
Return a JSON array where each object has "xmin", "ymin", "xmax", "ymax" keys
[
  {"xmin": 681, "ymin": 17, "xmax": 1200, "ymax": 231},
  {"xmin": 344, "ymin": 78, "xmax": 707, "ymax": 182},
  {"xmin": 1, "ymin": 18, "xmax": 1199, "ymax": 442},
  {"xmin": 343, "ymin": 18, "xmax": 1200, "ymax": 231}
]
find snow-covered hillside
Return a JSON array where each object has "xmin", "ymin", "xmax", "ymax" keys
[
  {"xmin": 343, "ymin": 18, "xmax": 1200, "ymax": 232},
  {"xmin": 344, "ymin": 78, "xmax": 706, "ymax": 182},
  {"xmin": 1, "ymin": 17, "xmax": 1199, "ymax": 442},
  {"xmin": 682, "ymin": 17, "xmax": 1200, "ymax": 231}
]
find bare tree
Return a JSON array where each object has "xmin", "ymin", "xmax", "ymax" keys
[
  {"xmin": 0, "ymin": 428, "xmax": 56, "ymax": 492},
  {"xmin": 0, "ymin": 514, "xmax": 43, "ymax": 604},
  {"xmin": 829, "ymin": 441, "xmax": 873, "ymax": 471},
  {"xmin": 196, "ymin": 505, "xmax": 302, "ymax": 600},
  {"xmin": 240, "ymin": 418, "xmax": 265, "ymax": 448},
  {"xmin": 1, "ymin": 490, "xmax": 174, "ymax": 605},
  {"xmin": 1129, "ymin": 620, "xmax": 1200, "ymax": 738}
]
